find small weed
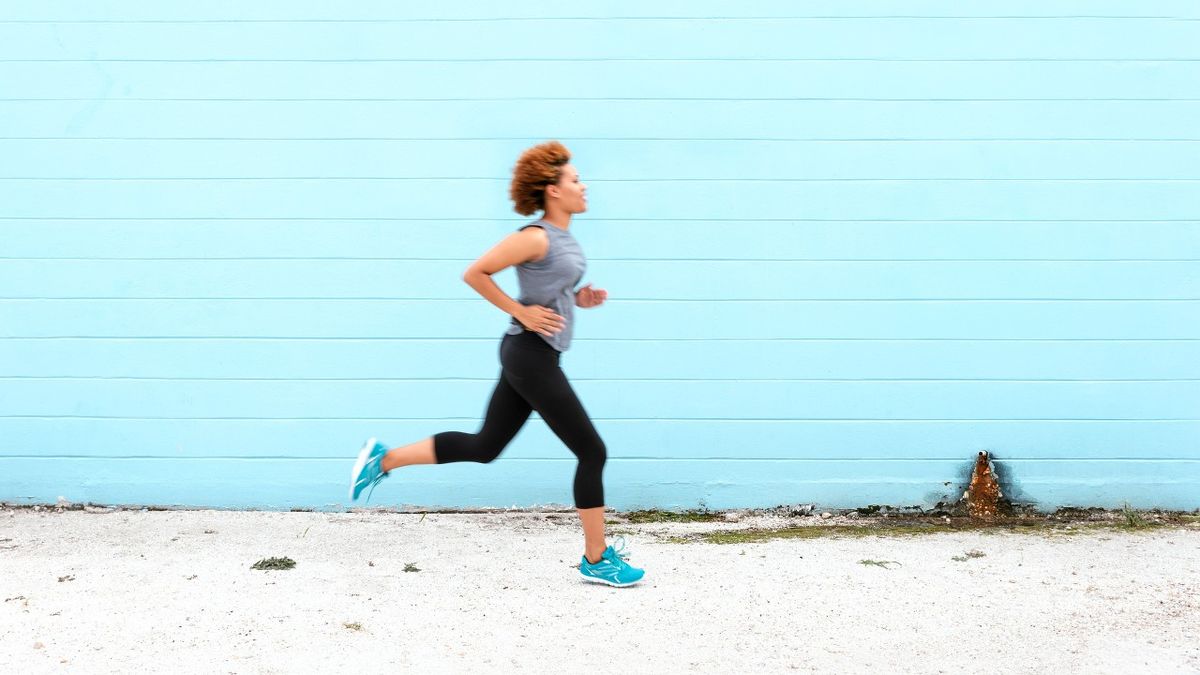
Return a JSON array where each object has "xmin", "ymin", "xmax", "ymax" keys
[
  {"xmin": 625, "ymin": 509, "xmax": 723, "ymax": 524},
  {"xmin": 343, "ymin": 622, "xmax": 363, "ymax": 631},
  {"xmin": 1120, "ymin": 502, "xmax": 1147, "ymax": 529},
  {"xmin": 403, "ymin": 562, "xmax": 420, "ymax": 572},
  {"xmin": 859, "ymin": 559, "xmax": 902, "ymax": 569},
  {"xmin": 952, "ymin": 549, "xmax": 986, "ymax": 562},
  {"xmin": 57, "ymin": 574, "xmax": 75, "ymax": 583},
  {"xmin": 251, "ymin": 557, "xmax": 296, "ymax": 571}
]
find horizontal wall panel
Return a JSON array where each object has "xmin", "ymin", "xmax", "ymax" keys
[
  {"xmin": 1, "ymin": 259, "xmax": 1195, "ymax": 300},
  {"xmin": 2, "ymin": 338, "xmax": 1195, "ymax": 379},
  {"xmin": 1, "ymin": 379, "xmax": 1196, "ymax": 419},
  {"xmin": 8, "ymin": 101, "xmax": 1200, "ymax": 140},
  {"xmin": 2, "ymin": 457, "xmax": 1195, "ymax": 511},
  {"xmin": 2, "ymin": 299, "xmax": 1196, "ymax": 339},
  {"xmin": 5, "ymin": 62, "xmax": 1199, "ymax": 99},
  {"xmin": 2, "ymin": 180, "xmax": 1198, "ymax": 220},
  {"xmin": 7, "ymin": 140, "xmax": 1200, "ymax": 180},
  {"xmin": 4, "ymin": 20, "xmax": 1199, "ymax": 60},
  {"xmin": 2, "ymin": 1, "xmax": 1197, "ymax": 22},
  {"xmin": 2, "ymin": 221, "xmax": 1197, "ymax": 260},
  {"xmin": 4, "ymin": 418, "xmax": 1198, "ymax": 460}
]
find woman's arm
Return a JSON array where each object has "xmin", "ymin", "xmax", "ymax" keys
[{"xmin": 462, "ymin": 227, "xmax": 565, "ymax": 336}]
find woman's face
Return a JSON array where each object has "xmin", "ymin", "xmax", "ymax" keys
[{"xmin": 548, "ymin": 163, "xmax": 588, "ymax": 213}]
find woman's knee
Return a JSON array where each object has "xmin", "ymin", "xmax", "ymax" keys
[
  {"xmin": 449, "ymin": 431, "xmax": 507, "ymax": 464},
  {"xmin": 581, "ymin": 436, "xmax": 606, "ymax": 465},
  {"xmin": 433, "ymin": 430, "xmax": 474, "ymax": 464},
  {"xmin": 476, "ymin": 437, "xmax": 506, "ymax": 463}
]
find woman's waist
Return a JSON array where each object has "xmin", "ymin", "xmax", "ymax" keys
[
  {"xmin": 503, "ymin": 326, "xmax": 563, "ymax": 354},
  {"xmin": 506, "ymin": 319, "xmax": 568, "ymax": 339}
]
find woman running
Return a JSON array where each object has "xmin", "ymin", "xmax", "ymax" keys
[{"xmin": 349, "ymin": 140, "xmax": 646, "ymax": 587}]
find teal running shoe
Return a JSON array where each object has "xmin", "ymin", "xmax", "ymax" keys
[
  {"xmin": 349, "ymin": 437, "xmax": 389, "ymax": 503},
  {"xmin": 579, "ymin": 535, "xmax": 645, "ymax": 587}
]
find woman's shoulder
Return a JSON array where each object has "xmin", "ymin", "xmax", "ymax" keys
[
  {"xmin": 517, "ymin": 222, "xmax": 550, "ymax": 241},
  {"xmin": 517, "ymin": 219, "xmax": 552, "ymax": 232},
  {"xmin": 513, "ymin": 222, "xmax": 551, "ymax": 264}
]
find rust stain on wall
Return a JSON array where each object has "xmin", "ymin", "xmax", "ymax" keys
[{"xmin": 963, "ymin": 450, "xmax": 1005, "ymax": 520}]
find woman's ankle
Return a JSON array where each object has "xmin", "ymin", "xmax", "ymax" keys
[{"xmin": 380, "ymin": 451, "xmax": 399, "ymax": 473}]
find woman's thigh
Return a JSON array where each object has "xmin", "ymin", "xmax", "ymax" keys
[
  {"xmin": 500, "ymin": 330, "xmax": 604, "ymax": 455},
  {"xmin": 505, "ymin": 363, "xmax": 604, "ymax": 458},
  {"xmin": 477, "ymin": 369, "xmax": 534, "ymax": 446}
]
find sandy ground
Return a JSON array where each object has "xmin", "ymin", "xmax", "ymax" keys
[{"xmin": 1, "ymin": 506, "xmax": 1198, "ymax": 675}]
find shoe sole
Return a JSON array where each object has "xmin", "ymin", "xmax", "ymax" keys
[
  {"xmin": 348, "ymin": 437, "xmax": 377, "ymax": 501},
  {"xmin": 579, "ymin": 573, "xmax": 644, "ymax": 587}
]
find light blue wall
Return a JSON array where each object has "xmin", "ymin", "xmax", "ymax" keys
[{"xmin": 2, "ymin": 1, "xmax": 1198, "ymax": 512}]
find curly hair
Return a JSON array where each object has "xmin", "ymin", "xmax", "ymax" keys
[{"xmin": 509, "ymin": 140, "xmax": 571, "ymax": 216}]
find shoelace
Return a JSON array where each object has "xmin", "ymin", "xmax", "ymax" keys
[
  {"xmin": 584, "ymin": 535, "xmax": 633, "ymax": 570},
  {"xmin": 610, "ymin": 534, "xmax": 632, "ymax": 563},
  {"xmin": 362, "ymin": 459, "xmax": 389, "ymax": 504}
]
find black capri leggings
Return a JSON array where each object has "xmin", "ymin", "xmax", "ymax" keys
[{"xmin": 431, "ymin": 328, "xmax": 608, "ymax": 509}]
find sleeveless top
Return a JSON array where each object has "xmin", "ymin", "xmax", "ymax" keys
[{"xmin": 504, "ymin": 218, "xmax": 587, "ymax": 352}]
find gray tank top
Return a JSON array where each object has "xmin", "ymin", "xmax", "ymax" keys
[{"xmin": 504, "ymin": 218, "xmax": 587, "ymax": 352}]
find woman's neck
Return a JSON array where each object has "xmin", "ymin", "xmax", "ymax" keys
[{"xmin": 540, "ymin": 210, "xmax": 570, "ymax": 230}]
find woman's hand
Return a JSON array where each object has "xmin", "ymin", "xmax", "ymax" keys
[
  {"xmin": 575, "ymin": 283, "xmax": 607, "ymax": 308},
  {"xmin": 514, "ymin": 304, "xmax": 565, "ymax": 336}
]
